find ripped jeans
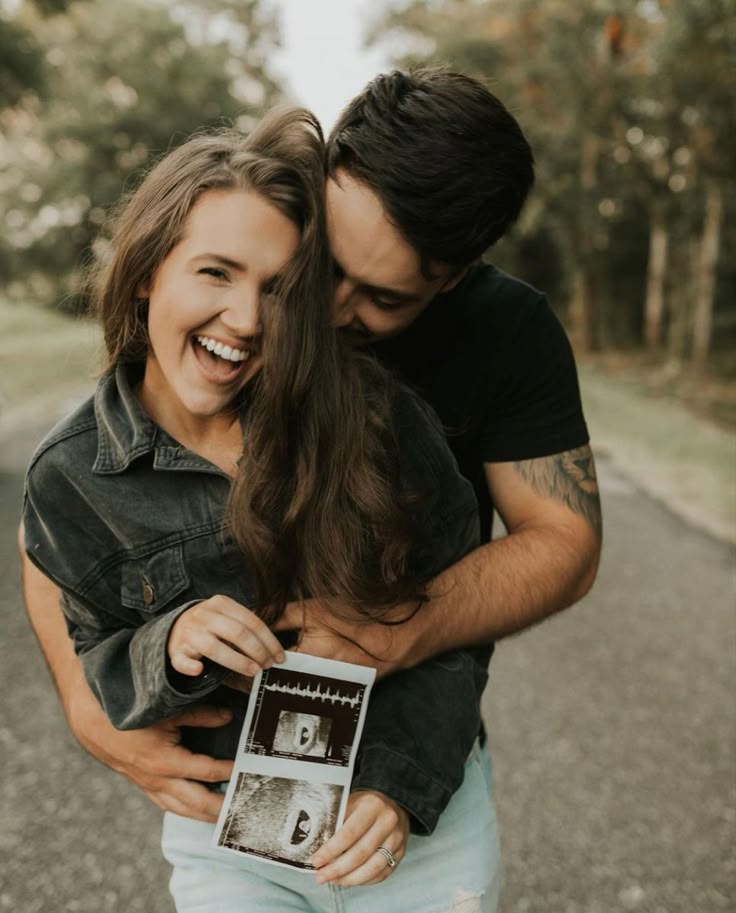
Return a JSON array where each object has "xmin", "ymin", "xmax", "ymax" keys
[{"xmin": 161, "ymin": 741, "xmax": 500, "ymax": 913}]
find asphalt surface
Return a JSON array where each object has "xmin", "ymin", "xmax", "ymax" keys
[{"xmin": 2, "ymin": 417, "xmax": 734, "ymax": 913}]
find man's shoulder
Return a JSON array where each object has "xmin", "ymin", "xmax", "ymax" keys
[
  {"xmin": 449, "ymin": 262, "xmax": 547, "ymax": 325},
  {"xmin": 466, "ymin": 261, "xmax": 544, "ymax": 299}
]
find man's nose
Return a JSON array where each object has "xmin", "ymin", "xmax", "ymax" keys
[{"xmin": 332, "ymin": 278, "xmax": 358, "ymax": 327}]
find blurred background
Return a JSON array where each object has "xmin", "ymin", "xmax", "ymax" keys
[
  {"xmin": 1, "ymin": 0, "xmax": 734, "ymax": 537},
  {"xmin": 1, "ymin": 1, "xmax": 734, "ymax": 912}
]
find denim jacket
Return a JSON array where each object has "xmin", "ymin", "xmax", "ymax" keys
[{"xmin": 23, "ymin": 362, "xmax": 491, "ymax": 834}]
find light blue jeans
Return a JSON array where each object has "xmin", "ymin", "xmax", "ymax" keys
[{"xmin": 161, "ymin": 742, "xmax": 500, "ymax": 913}]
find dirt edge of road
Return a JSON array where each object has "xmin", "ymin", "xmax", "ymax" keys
[{"xmin": 2, "ymin": 371, "xmax": 735, "ymax": 545}]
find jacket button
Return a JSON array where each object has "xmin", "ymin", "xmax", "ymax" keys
[{"xmin": 142, "ymin": 582, "xmax": 155, "ymax": 606}]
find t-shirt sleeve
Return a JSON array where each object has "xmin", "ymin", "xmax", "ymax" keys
[{"xmin": 480, "ymin": 296, "xmax": 589, "ymax": 462}]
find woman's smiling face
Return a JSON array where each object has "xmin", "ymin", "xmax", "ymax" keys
[{"xmin": 138, "ymin": 188, "xmax": 300, "ymax": 435}]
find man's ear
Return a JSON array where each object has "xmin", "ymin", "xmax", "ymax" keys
[{"xmin": 441, "ymin": 259, "xmax": 478, "ymax": 294}]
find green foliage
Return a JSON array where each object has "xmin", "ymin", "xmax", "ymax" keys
[
  {"xmin": 369, "ymin": 0, "xmax": 735, "ymax": 368},
  {"xmin": 0, "ymin": 0, "xmax": 282, "ymax": 311},
  {"xmin": 0, "ymin": 0, "xmax": 83, "ymax": 106},
  {"xmin": 0, "ymin": 13, "xmax": 46, "ymax": 105}
]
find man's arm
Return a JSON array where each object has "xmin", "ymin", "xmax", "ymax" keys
[
  {"xmin": 18, "ymin": 528, "xmax": 234, "ymax": 822},
  {"xmin": 279, "ymin": 444, "xmax": 601, "ymax": 675}
]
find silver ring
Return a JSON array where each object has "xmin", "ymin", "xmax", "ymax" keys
[{"xmin": 376, "ymin": 845, "xmax": 397, "ymax": 868}]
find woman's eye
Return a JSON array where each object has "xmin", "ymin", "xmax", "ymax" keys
[{"xmin": 199, "ymin": 267, "xmax": 229, "ymax": 281}]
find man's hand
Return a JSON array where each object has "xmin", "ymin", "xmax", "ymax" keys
[
  {"xmin": 19, "ymin": 541, "xmax": 234, "ymax": 822},
  {"xmin": 274, "ymin": 601, "xmax": 412, "ymax": 679},
  {"xmin": 67, "ymin": 685, "xmax": 234, "ymax": 822},
  {"xmin": 276, "ymin": 444, "xmax": 602, "ymax": 672}
]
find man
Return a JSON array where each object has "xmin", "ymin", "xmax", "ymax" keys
[{"xmin": 20, "ymin": 68, "xmax": 601, "ymax": 827}]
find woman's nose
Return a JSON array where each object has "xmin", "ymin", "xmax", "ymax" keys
[{"xmin": 222, "ymin": 289, "xmax": 261, "ymax": 338}]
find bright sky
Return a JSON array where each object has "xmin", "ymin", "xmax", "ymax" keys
[{"xmin": 271, "ymin": 0, "xmax": 394, "ymax": 131}]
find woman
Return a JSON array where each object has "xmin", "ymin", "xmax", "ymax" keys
[{"xmin": 23, "ymin": 106, "xmax": 497, "ymax": 911}]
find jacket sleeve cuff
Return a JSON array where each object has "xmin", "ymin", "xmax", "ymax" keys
[
  {"xmin": 351, "ymin": 744, "xmax": 455, "ymax": 835},
  {"xmin": 122, "ymin": 601, "xmax": 229, "ymax": 728}
]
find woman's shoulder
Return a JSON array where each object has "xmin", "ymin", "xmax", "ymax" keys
[
  {"xmin": 390, "ymin": 382, "xmax": 476, "ymax": 507},
  {"xmin": 25, "ymin": 389, "xmax": 99, "ymax": 485},
  {"xmin": 391, "ymin": 380, "xmax": 444, "ymax": 436},
  {"xmin": 22, "ymin": 376, "xmax": 129, "ymax": 598}
]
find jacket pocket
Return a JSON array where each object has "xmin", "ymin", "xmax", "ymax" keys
[{"xmin": 120, "ymin": 544, "xmax": 191, "ymax": 613}]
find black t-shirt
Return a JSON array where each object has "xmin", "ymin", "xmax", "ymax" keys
[{"xmin": 371, "ymin": 263, "xmax": 589, "ymax": 541}]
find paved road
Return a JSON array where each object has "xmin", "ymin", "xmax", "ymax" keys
[{"xmin": 2, "ymin": 417, "xmax": 734, "ymax": 913}]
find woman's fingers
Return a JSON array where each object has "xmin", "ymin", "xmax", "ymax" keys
[
  {"xmin": 213, "ymin": 596, "xmax": 285, "ymax": 663},
  {"xmin": 315, "ymin": 825, "xmax": 399, "ymax": 886},
  {"xmin": 313, "ymin": 791, "xmax": 408, "ymax": 887},
  {"xmin": 325, "ymin": 845, "xmax": 401, "ymax": 888},
  {"xmin": 168, "ymin": 596, "xmax": 285, "ymax": 676},
  {"xmin": 183, "ymin": 630, "xmax": 266, "ymax": 677},
  {"xmin": 169, "ymin": 651, "xmax": 204, "ymax": 676}
]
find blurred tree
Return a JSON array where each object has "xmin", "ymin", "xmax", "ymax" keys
[
  {"xmin": 0, "ymin": 14, "xmax": 45, "ymax": 107},
  {"xmin": 369, "ymin": 0, "xmax": 649, "ymax": 351},
  {"xmin": 367, "ymin": 0, "xmax": 735, "ymax": 370},
  {"xmin": 617, "ymin": 0, "xmax": 735, "ymax": 366},
  {"xmin": 0, "ymin": 0, "xmax": 283, "ymax": 309},
  {"xmin": 658, "ymin": 1, "xmax": 735, "ymax": 369},
  {"xmin": 0, "ymin": 0, "xmax": 80, "ymax": 106}
]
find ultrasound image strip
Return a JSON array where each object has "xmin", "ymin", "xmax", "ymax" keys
[
  {"xmin": 212, "ymin": 652, "xmax": 375, "ymax": 872},
  {"xmin": 245, "ymin": 667, "xmax": 367, "ymax": 767},
  {"xmin": 218, "ymin": 772, "xmax": 342, "ymax": 869}
]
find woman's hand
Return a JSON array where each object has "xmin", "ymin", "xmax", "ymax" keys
[
  {"xmin": 168, "ymin": 595, "xmax": 285, "ymax": 677},
  {"xmin": 311, "ymin": 790, "xmax": 409, "ymax": 887}
]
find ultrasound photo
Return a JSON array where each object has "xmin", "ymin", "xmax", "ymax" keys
[
  {"xmin": 245, "ymin": 666, "xmax": 367, "ymax": 766},
  {"xmin": 217, "ymin": 772, "xmax": 342, "ymax": 868},
  {"xmin": 213, "ymin": 652, "xmax": 375, "ymax": 872},
  {"xmin": 272, "ymin": 711, "xmax": 332, "ymax": 758}
]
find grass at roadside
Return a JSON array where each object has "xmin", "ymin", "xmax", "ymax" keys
[
  {"xmin": 580, "ymin": 362, "xmax": 736, "ymax": 543},
  {"xmin": 0, "ymin": 300, "xmax": 101, "ymax": 415},
  {"xmin": 1, "ymin": 300, "xmax": 733, "ymax": 543}
]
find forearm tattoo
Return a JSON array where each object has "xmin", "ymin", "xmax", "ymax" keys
[{"xmin": 513, "ymin": 446, "xmax": 602, "ymax": 537}]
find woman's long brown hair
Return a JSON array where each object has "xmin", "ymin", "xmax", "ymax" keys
[{"xmin": 89, "ymin": 106, "xmax": 424, "ymax": 623}]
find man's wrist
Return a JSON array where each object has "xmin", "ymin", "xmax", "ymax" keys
[{"xmin": 383, "ymin": 599, "xmax": 437, "ymax": 670}]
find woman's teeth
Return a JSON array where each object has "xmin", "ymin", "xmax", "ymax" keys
[{"xmin": 195, "ymin": 335, "xmax": 249, "ymax": 363}]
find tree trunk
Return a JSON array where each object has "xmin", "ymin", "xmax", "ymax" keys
[
  {"xmin": 643, "ymin": 199, "xmax": 669, "ymax": 351},
  {"xmin": 691, "ymin": 182, "xmax": 723, "ymax": 369},
  {"xmin": 570, "ymin": 132, "xmax": 600, "ymax": 352},
  {"xmin": 572, "ymin": 263, "xmax": 599, "ymax": 353},
  {"xmin": 666, "ymin": 238, "xmax": 698, "ymax": 363}
]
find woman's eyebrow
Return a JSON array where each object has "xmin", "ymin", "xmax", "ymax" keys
[{"xmin": 191, "ymin": 253, "xmax": 246, "ymax": 271}]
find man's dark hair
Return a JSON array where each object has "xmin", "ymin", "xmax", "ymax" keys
[{"xmin": 327, "ymin": 67, "xmax": 535, "ymax": 272}]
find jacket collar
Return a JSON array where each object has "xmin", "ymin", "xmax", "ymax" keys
[
  {"xmin": 93, "ymin": 362, "xmax": 160, "ymax": 474},
  {"xmin": 93, "ymin": 362, "xmax": 246, "ymax": 476}
]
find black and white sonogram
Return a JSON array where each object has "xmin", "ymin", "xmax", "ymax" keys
[
  {"xmin": 245, "ymin": 667, "xmax": 366, "ymax": 766},
  {"xmin": 272, "ymin": 711, "xmax": 332, "ymax": 758},
  {"xmin": 217, "ymin": 772, "xmax": 341, "ymax": 868}
]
